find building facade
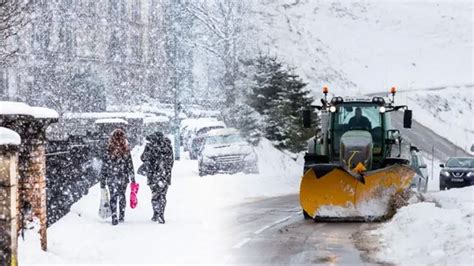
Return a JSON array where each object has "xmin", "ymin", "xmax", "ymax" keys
[{"xmin": 1, "ymin": 0, "xmax": 171, "ymax": 112}]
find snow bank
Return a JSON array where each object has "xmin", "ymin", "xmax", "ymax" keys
[
  {"xmin": 371, "ymin": 187, "xmax": 474, "ymax": 265},
  {"xmin": 0, "ymin": 127, "xmax": 21, "ymax": 146}
]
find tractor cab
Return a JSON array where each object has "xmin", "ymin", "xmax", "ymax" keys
[
  {"xmin": 300, "ymin": 87, "xmax": 417, "ymax": 221},
  {"xmin": 304, "ymin": 87, "xmax": 413, "ymax": 173}
]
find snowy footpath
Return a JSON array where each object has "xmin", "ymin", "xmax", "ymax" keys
[
  {"xmin": 364, "ymin": 186, "xmax": 474, "ymax": 265},
  {"xmin": 18, "ymin": 139, "xmax": 302, "ymax": 264}
]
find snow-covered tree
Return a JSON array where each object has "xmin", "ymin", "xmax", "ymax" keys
[
  {"xmin": 185, "ymin": 0, "xmax": 253, "ymax": 108},
  {"xmin": 0, "ymin": 0, "xmax": 29, "ymax": 64},
  {"xmin": 248, "ymin": 54, "xmax": 316, "ymax": 153}
]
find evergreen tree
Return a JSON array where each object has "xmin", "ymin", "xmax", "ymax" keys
[
  {"xmin": 223, "ymin": 102, "xmax": 263, "ymax": 145},
  {"xmin": 248, "ymin": 55, "xmax": 317, "ymax": 153}
]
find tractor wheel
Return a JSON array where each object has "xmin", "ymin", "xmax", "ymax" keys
[{"xmin": 303, "ymin": 210, "xmax": 312, "ymax": 220}]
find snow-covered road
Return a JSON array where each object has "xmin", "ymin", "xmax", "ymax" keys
[{"xmin": 18, "ymin": 139, "xmax": 303, "ymax": 264}]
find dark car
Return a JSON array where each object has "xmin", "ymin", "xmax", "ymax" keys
[{"xmin": 439, "ymin": 157, "xmax": 474, "ymax": 190}]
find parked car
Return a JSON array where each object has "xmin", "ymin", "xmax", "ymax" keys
[
  {"xmin": 180, "ymin": 118, "xmax": 223, "ymax": 151},
  {"xmin": 439, "ymin": 157, "xmax": 474, "ymax": 190},
  {"xmin": 198, "ymin": 128, "xmax": 259, "ymax": 176},
  {"xmin": 409, "ymin": 148, "xmax": 429, "ymax": 192},
  {"xmin": 186, "ymin": 121, "xmax": 225, "ymax": 155}
]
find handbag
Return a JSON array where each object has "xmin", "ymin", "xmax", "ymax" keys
[
  {"xmin": 137, "ymin": 162, "xmax": 149, "ymax": 176},
  {"xmin": 98, "ymin": 187, "xmax": 112, "ymax": 219},
  {"xmin": 130, "ymin": 182, "xmax": 140, "ymax": 209}
]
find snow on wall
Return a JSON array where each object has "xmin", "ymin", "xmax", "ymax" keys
[
  {"xmin": 0, "ymin": 127, "xmax": 21, "ymax": 146},
  {"xmin": 0, "ymin": 101, "xmax": 59, "ymax": 119}
]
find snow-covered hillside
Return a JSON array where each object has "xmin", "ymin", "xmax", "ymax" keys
[
  {"xmin": 398, "ymin": 86, "xmax": 473, "ymax": 154},
  {"xmin": 251, "ymin": 0, "xmax": 473, "ymax": 95}
]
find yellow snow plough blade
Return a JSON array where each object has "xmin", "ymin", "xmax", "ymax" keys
[{"xmin": 300, "ymin": 164, "xmax": 415, "ymax": 220}]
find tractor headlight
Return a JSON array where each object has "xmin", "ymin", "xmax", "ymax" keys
[
  {"xmin": 329, "ymin": 106, "xmax": 337, "ymax": 113},
  {"xmin": 379, "ymin": 106, "xmax": 386, "ymax": 113},
  {"xmin": 440, "ymin": 170, "xmax": 450, "ymax": 177}
]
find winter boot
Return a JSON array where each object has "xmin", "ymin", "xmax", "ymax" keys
[
  {"xmin": 158, "ymin": 214, "xmax": 165, "ymax": 224},
  {"xmin": 151, "ymin": 212, "xmax": 159, "ymax": 222},
  {"xmin": 112, "ymin": 216, "xmax": 118, "ymax": 226}
]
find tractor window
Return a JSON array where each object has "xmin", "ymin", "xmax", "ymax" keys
[{"xmin": 331, "ymin": 104, "xmax": 383, "ymax": 156}]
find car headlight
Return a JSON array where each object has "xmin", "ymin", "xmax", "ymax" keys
[
  {"xmin": 440, "ymin": 170, "xmax": 450, "ymax": 177},
  {"xmin": 467, "ymin": 172, "xmax": 474, "ymax": 177},
  {"xmin": 245, "ymin": 152, "xmax": 257, "ymax": 161}
]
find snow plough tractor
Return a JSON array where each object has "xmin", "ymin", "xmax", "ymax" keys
[{"xmin": 300, "ymin": 87, "xmax": 416, "ymax": 221}]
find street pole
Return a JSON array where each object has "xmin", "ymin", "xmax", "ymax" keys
[
  {"xmin": 431, "ymin": 146, "xmax": 434, "ymax": 180},
  {"xmin": 173, "ymin": 94, "xmax": 181, "ymax": 161},
  {"xmin": 172, "ymin": 5, "xmax": 180, "ymax": 161}
]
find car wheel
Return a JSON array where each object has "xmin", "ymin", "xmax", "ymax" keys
[
  {"xmin": 199, "ymin": 166, "xmax": 207, "ymax": 177},
  {"xmin": 439, "ymin": 184, "xmax": 446, "ymax": 191}
]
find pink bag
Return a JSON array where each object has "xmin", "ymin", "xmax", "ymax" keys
[{"xmin": 130, "ymin": 182, "xmax": 139, "ymax": 209}]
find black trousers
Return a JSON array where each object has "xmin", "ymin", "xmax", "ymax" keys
[
  {"xmin": 151, "ymin": 184, "xmax": 168, "ymax": 217},
  {"xmin": 109, "ymin": 184, "xmax": 127, "ymax": 219}
]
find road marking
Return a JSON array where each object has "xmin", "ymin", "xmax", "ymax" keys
[
  {"xmin": 233, "ymin": 207, "xmax": 301, "ymax": 249},
  {"xmin": 254, "ymin": 215, "xmax": 293, "ymax": 235},
  {"xmin": 232, "ymin": 237, "xmax": 251, "ymax": 249}
]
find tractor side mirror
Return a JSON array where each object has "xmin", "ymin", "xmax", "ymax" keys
[
  {"xmin": 403, "ymin": 109, "xmax": 413, "ymax": 128},
  {"xmin": 303, "ymin": 110, "xmax": 312, "ymax": 128},
  {"xmin": 439, "ymin": 163, "xmax": 445, "ymax": 168}
]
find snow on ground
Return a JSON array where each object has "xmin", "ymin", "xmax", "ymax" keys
[
  {"xmin": 397, "ymin": 87, "xmax": 473, "ymax": 154},
  {"xmin": 251, "ymin": 0, "xmax": 472, "ymax": 96},
  {"xmin": 18, "ymin": 138, "xmax": 302, "ymax": 264},
  {"xmin": 370, "ymin": 186, "xmax": 474, "ymax": 265}
]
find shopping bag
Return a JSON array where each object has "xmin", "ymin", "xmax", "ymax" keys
[
  {"xmin": 130, "ymin": 182, "xmax": 139, "ymax": 209},
  {"xmin": 98, "ymin": 187, "xmax": 112, "ymax": 219}
]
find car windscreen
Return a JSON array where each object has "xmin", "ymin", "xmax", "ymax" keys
[
  {"xmin": 206, "ymin": 134, "xmax": 244, "ymax": 145},
  {"xmin": 446, "ymin": 158, "xmax": 474, "ymax": 168}
]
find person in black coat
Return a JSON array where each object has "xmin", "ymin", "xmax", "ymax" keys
[
  {"xmin": 348, "ymin": 107, "xmax": 372, "ymax": 130},
  {"xmin": 100, "ymin": 129, "xmax": 135, "ymax": 225},
  {"xmin": 140, "ymin": 131, "xmax": 174, "ymax": 223}
]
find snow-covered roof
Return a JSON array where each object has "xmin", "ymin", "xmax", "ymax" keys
[
  {"xmin": 63, "ymin": 112, "xmax": 152, "ymax": 120},
  {"xmin": 207, "ymin": 128, "xmax": 240, "ymax": 137},
  {"xmin": 0, "ymin": 101, "xmax": 59, "ymax": 119},
  {"xmin": 144, "ymin": 116, "xmax": 169, "ymax": 124},
  {"xmin": 180, "ymin": 117, "xmax": 220, "ymax": 130},
  {"xmin": 94, "ymin": 118, "xmax": 128, "ymax": 125},
  {"xmin": 0, "ymin": 127, "xmax": 21, "ymax": 146}
]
